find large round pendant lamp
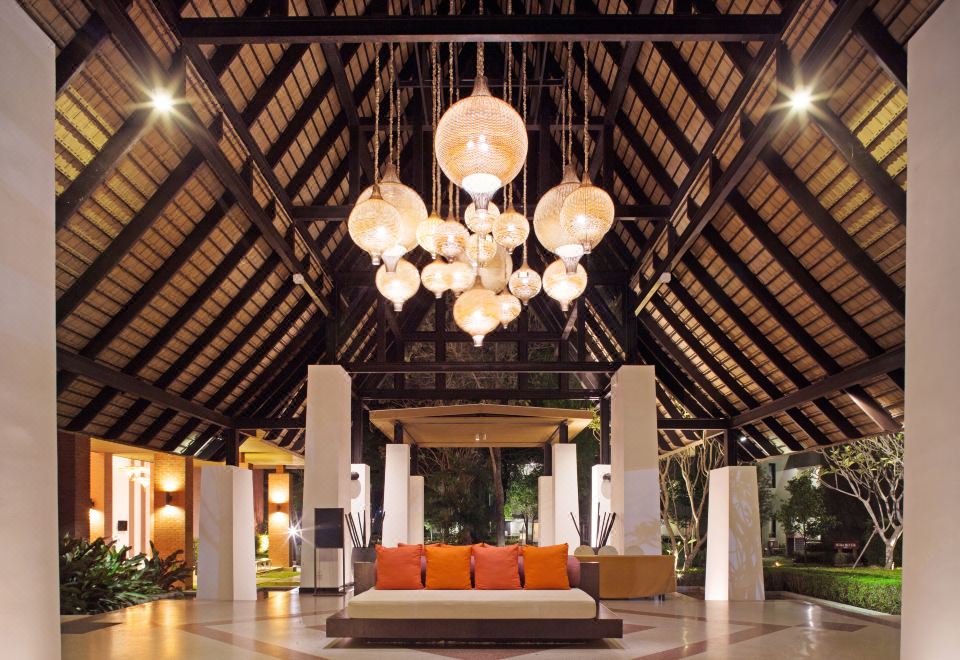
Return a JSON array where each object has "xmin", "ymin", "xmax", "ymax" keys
[
  {"xmin": 508, "ymin": 262, "xmax": 542, "ymax": 306},
  {"xmin": 533, "ymin": 165, "xmax": 582, "ymax": 260},
  {"xmin": 446, "ymin": 260, "xmax": 475, "ymax": 296},
  {"xmin": 542, "ymin": 258, "xmax": 588, "ymax": 312},
  {"xmin": 453, "ymin": 276, "xmax": 500, "ymax": 347},
  {"xmin": 347, "ymin": 184, "xmax": 400, "ymax": 266},
  {"xmin": 492, "ymin": 206, "xmax": 529, "ymax": 253},
  {"xmin": 375, "ymin": 258, "xmax": 420, "ymax": 311},
  {"xmin": 416, "ymin": 211, "xmax": 444, "ymax": 258},
  {"xmin": 465, "ymin": 232, "xmax": 498, "ymax": 266},
  {"xmin": 420, "ymin": 259, "xmax": 451, "ymax": 299},
  {"xmin": 434, "ymin": 217, "xmax": 469, "ymax": 260},
  {"xmin": 559, "ymin": 176, "xmax": 615, "ymax": 254},
  {"xmin": 358, "ymin": 163, "xmax": 426, "ymax": 258},
  {"xmin": 465, "ymin": 202, "xmax": 500, "ymax": 235},
  {"xmin": 435, "ymin": 76, "xmax": 527, "ymax": 211},
  {"xmin": 494, "ymin": 292, "xmax": 522, "ymax": 328}
]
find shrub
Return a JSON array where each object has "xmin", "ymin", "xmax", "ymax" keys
[
  {"xmin": 764, "ymin": 566, "xmax": 901, "ymax": 615},
  {"xmin": 141, "ymin": 542, "xmax": 193, "ymax": 591}
]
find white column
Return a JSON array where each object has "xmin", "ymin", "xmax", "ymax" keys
[
  {"xmin": 408, "ymin": 476, "xmax": 424, "ymax": 544},
  {"xmin": 537, "ymin": 476, "xmax": 555, "ymax": 545},
  {"xmin": 610, "ymin": 365, "xmax": 659, "ymax": 554},
  {"xmin": 553, "ymin": 443, "xmax": 580, "ymax": 552},
  {"xmin": 197, "ymin": 466, "xmax": 257, "ymax": 600},
  {"xmin": 382, "ymin": 444, "xmax": 411, "ymax": 546},
  {"xmin": 903, "ymin": 1, "xmax": 960, "ymax": 654},
  {"xmin": 350, "ymin": 463, "xmax": 371, "ymax": 541},
  {"xmin": 0, "ymin": 4, "xmax": 59, "ymax": 654},
  {"xmin": 705, "ymin": 466, "xmax": 764, "ymax": 601},
  {"xmin": 302, "ymin": 365, "xmax": 352, "ymax": 590},
  {"xmin": 590, "ymin": 465, "xmax": 613, "ymax": 547}
]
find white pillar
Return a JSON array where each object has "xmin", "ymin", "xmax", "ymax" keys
[
  {"xmin": 0, "ymin": 4, "xmax": 59, "ymax": 654},
  {"xmin": 903, "ymin": 1, "xmax": 960, "ymax": 654},
  {"xmin": 610, "ymin": 365, "xmax": 659, "ymax": 554},
  {"xmin": 382, "ymin": 444, "xmax": 411, "ymax": 546},
  {"xmin": 197, "ymin": 466, "xmax": 257, "ymax": 600},
  {"xmin": 553, "ymin": 443, "xmax": 580, "ymax": 552},
  {"xmin": 590, "ymin": 465, "xmax": 613, "ymax": 547},
  {"xmin": 705, "ymin": 466, "xmax": 764, "ymax": 601},
  {"xmin": 350, "ymin": 463, "xmax": 371, "ymax": 542},
  {"xmin": 537, "ymin": 476, "xmax": 555, "ymax": 545},
  {"xmin": 302, "ymin": 365, "xmax": 352, "ymax": 590},
  {"xmin": 408, "ymin": 476, "xmax": 424, "ymax": 544}
]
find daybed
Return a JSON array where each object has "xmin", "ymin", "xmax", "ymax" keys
[{"xmin": 325, "ymin": 553, "xmax": 623, "ymax": 641}]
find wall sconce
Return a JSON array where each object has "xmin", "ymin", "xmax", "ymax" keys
[{"xmin": 165, "ymin": 492, "xmax": 174, "ymax": 506}]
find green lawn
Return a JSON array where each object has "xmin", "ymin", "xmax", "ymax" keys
[{"xmin": 256, "ymin": 568, "xmax": 300, "ymax": 588}]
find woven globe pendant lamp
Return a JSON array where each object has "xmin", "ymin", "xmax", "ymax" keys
[
  {"xmin": 420, "ymin": 259, "xmax": 451, "ymax": 299},
  {"xmin": 560, "ymin": 176, "xmax": 614, "ymax": 254},
  {"xmin": 534, "ymin": 165, "xmax": 583, "ymax": 260},
  {"xmin": 465, "ymin": 232, "xmax": 498, "ymax": 266},
  {"xmin": 435, "ymin": 76, "xmax": 527, "ymax": 211},
  {"xmin": 508, "ymin": 261, "xmax": 542, "ymax": 306},
  {"xmin": 416, "ymin": 211, "xmax": 444, "ymax": 258},
  {"xmin": 492, "ymin": 205, "xmax": 529, "ymax": 253},
  {"xmin": 543, "ymin": 258, "xmax": 588, "ymax": 312},
  {"xmin": 465, "ymin": 202, "xmax": 500, "ymax": 235},
  {"xmin": 454, "ymin": 276, "xmax": 501, "ymax": 347},
  {"xmin": 494, "ymin": 292, "xmax": 522, "ymax": 328},
  {"xmin": 446, "ymin": 260, "xmax": 475, "ymax": 296},
  {"xmin": 435, "ymin": 217, "xmax": 469, "ymax": 260},
  {"xmin": 359, "ymin": 163, "xmax": 426, "ymax": 270},
  {"xmin": 348, "ymin": 184, "xmax": 400, "ymax": 266},
  {"xmin": 375, "ymin": 258, "xmax": 420, "ymax": 311}
]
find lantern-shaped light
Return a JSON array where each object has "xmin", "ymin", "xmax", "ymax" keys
[
  {"xmin": 420, "ymin": 259, "xmax": 451, "ymax": 299},
  {"xmin": 492, "ymin": 206, "xmax": 529, "ymax": 253},
  {"xmin": 347, "ymin": 185, "xmax": 400, "ymax": 265},
  {"xmin": 543, "ymin": 259, "xmax": 588, "ymax": 312},
  {"xmin": 435, "ymin": 77, "xmax": 527, "ymax": 210},
  {"xmin": 416, "ymin": 211, "xmax": 444, "ymax": 257},
  {"xmin": 446, "ymin": 260, "xmax": 475, "ymax": 296},
  {"xmin": 358, "ymin": 163, "xmax": 426, "ymax": 261},
  {"xmin": 375, "ymin": 258, "xmax": 420, "ymax": 311},
  {"xmin": 465, "ymin": 202, "xmax": 500, "ymax": 235},
  {"xmin": 559, "ymin": 177, "xmax": 615, "ymax": 254},
  {"xmin": 434, "ymin": 218, "xmax": 469, "ymax": 260},
  {"xmin": 508, "ymin": 262, "xmax": 542, "ymax": 306},
  {"xmin": 495, "ymin": 292, "xmax": 522, "ymax": 329},
  {"xmin": 465, "ymin": 232, "xmax": 498, "ymax": 266},
  {"xmin": 453, "ymin": 277, "xmax": 501, "ymax": 347},
  {"xmin": 533, "ymin": 165, "xmax": 583, "ymax": 261}
]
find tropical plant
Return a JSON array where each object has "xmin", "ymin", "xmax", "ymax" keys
[
  {"xmin": 59, "ymin": 536, "xmax": 158, "ymax": 614},
  {"xmin": 777, "ymin": 470, "xmax": 837, "ymax": 559},
  {"xmin": 141, "ymin": 542, "xmax": 193, "ymax": 591}
]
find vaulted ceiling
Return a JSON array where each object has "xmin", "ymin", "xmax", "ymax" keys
[{"xmin": 30, "ymin": 0, "xmax": 924, "ymax": 460}]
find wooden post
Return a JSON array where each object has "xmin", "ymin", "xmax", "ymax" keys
[
  {"xmin": 393, "ymin": 421, "xmax": 403, "ymax": 444},
  {"xmin": 543, "ymin": 442, "xmax": 553, "ymax": 476},
  {"xmin": 351, "ymin": 396, "xmax": 364, "ymax": 463},
  {"xmin": 225, "ymin": 428, "xmax": 240, "ymax": 467},
  {"xmin": 558, "ymin": 420, "xmax": 569, "ymax": 444}
]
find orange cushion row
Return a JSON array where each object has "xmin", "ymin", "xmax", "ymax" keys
[{"xmin": 374, "ymin": 543, "xmax": 570, "ymax": 590}]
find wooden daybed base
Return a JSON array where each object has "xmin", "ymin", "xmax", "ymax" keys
[{"xmin": 324, "ymin": 561, "xmax": 623, "ymax": 642}]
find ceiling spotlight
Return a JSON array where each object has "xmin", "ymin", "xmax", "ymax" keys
[
  {"xmin": 789, "ymin": 88, "xmax": 812, "ymax": 111},
  {"xmin": 150, "ymin": 90, "xmax": 174, "ymax": 113},
  {"xmin": 292, "ymin": 273, "xmax": 305, "ymax": 285},
  {"xmin": 739, "ymin": 435, "xmax": 747, "ymax": 443}
]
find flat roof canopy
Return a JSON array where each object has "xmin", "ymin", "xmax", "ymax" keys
[{"xmin": 369, "ymin": 404, "xmax": 594, "ymax": 448}]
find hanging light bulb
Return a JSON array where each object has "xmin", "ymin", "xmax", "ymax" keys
[
  {"xmin": 416, "ymin": 212, "xmax": 444, "ymax": 257},
  {"xmin": 446, "ymin": 260, "xmax": 475, "ymax": 296},
  {"xmin": 420, "ymin": 259, "xmax": 451, "ymax": 299},
  {"xmin": 560, "ymin": 176, "xmax": 614, "ymax": 254},
  {"xmin": 494, "ymin": 292, "xmax": 522, "ymax": 329},
  {"xmin": 543, "ymin": 258, "xmax": 587, "ymax": 312},
  {"xmin": 375, "ymin": 258, "xmax": 420, "ymax": 311},
  {"xmin": 358, "ymin": 163, "xmax": 426, "ymax": 270},
  {"xmin": 453, "ymin": 276, "xmax": 500, "ymax": 347},
  {"xmin": 492, "ymin": 205, "xmax": 529, "ymax": 253},
  {"xmin": 508, "ymin": 261, "xmax": 542, "ymax": 306},
  {"xmin": 464, "ymin": 202, "xmax": 500, "ymax": 235},
  {"xmin": 348, "ymin": 184, "xmax": 400, "ymax": 266},
  {"xmin": 434, "ymin": 217, "xmax": 469, "ymax": 260},
  {"xmin": 465, "ymin": 232, "xmax": 498, "ymax": 266}
]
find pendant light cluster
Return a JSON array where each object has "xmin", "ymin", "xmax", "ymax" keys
[{"xmin": 347, "ymin": 28, "xmax": 615, "ymax": 345}]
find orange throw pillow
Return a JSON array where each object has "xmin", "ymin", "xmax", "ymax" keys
[
  {"xmin": 523, "ymin": 543, "xmax": 570, "ymax": 589},
  {"xmin": 473, "ymin": 544, "xmax": 521, "ymax": 590},
  {"xmin": 425, "ymin": 544, "xmax": 473, "ymax": 589},
  {"xmin": 375, "ymin": 544, "xmax": 423, "ymax": 590}
]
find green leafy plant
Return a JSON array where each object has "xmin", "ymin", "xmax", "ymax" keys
[
  {"xmin": 141, "ymin": 542, "xmax": 193, "ymax": 591},
  {"xmin": 765, "ymin": 565, "xmax": 901, "ymax": 614},
  {"xmin": 776, "ymin": 470, "xmax": 836, "ymax": 559}
]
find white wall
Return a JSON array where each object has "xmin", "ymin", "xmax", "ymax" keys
[
  {"xmin": 903, "ymin": 0, "xmax": 960, "ymax": 654},
  {"xmin": 552, "ymin": 443, "xmax": 580, "ymax": 552},
  {"xmin": 197, "ymin": 466, "xmax": 256, "ymax": 600},
  {"xmin": 0, "ymin": 4, "xmax": 59, "ymax": 654},
  {"xmin": 590, "ymin": 464, "xmax": 612, "ymax": 547},
  {"xmin": 537, "ymin": 476, "xmax": 555, "ymax": 545},
  {"xmin": 381, "ymin": 444, "xmax": 411, "ymax": 546},
  {"xmin": 705, "ymin": 466, "xmax": 764, "ymax": 601}
]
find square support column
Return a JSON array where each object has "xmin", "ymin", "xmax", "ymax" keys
[
  {"xmin": 408, "ymin": 475, "xmax": 424, "ymax": 544},
  {"xmin": 350, "ymin": 463, "xmax": 371, "ymax": 545},
  {"xmin": 610, "ymin": 365, "xmax": 659, "ymax": 554},
  {"xmin": 382, "ymin": 443, "xmax": 411, "ymax": 546},
  {"xmin": 537, "ymin": 476, "xmax": 555, "ymax": 546},
  {"xmin": 57, "ymin": 431, "xmax": 91, "ymax": 539},
  {"xmin": 197, "ymin": 465, "xmax": 256, "ymax": 600},
  {"xmin": 705, "ymin": 466, "xmax": 764, "ymax": 601},
  {"xmin": 553, "ymin": 443, "xmax": 580, "ymax": 552},
  {"xmin": 152, "ymin": 453, "xmax": 195, "ymax": 569},
  {"xmin": 302, "ymin": 365, "xmax": 352, "ymax": 591},
  {"xmin": 903, "ymin": 1, "xmax": 960, "ymax": 655},
  {"xmin": 590, "ymin": 464, "xmax": 613, "ymax": 547},
  {"xmin": 267, "ymin": 470, "xmax": 291, "ymax": 567},
  {"xmin": 0, "ymin": 5, "xmax": 59, "ymax": 653}
]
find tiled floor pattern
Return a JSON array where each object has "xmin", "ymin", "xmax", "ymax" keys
[{"xmin": 61, "ymin": 591, "xmax": 900, "ymax": 659}]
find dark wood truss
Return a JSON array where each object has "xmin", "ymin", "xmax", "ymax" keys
[{"xmin": 41, "ymin": 0, "xmax": 910, "ymax": 459}]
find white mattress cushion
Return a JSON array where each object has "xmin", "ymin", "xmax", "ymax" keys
[{"xmin": 347, "ymin": 588, "xmax": 597, "ymax": 620}]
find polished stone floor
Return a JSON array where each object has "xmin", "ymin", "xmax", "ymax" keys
[{"xmin": 61, "ymin": 591, "xmax": 901, "ymax": 659}]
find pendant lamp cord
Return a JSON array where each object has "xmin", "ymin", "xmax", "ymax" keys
[
  {"xmin": 373, "ymin": 45, "xmax": 380, "ymax": 185},
  {"xmin": 521, "ymin": 46, "xmax": 528, "ymax": 265},
  {"xmin": 583, "ymin": 42, "xmax": 589, "ymax": 180}
]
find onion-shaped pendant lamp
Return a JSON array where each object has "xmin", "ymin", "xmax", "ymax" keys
[
  {"xmin": 465, "ymin": 232, "xmax": 498, "ymax": 266},
  {"xmin": 508, "ymin": 261, "xmax": 542, "ymax": 306},
  {"xmin": 559, "ymin": 175, "xmax": 614, "ymax": 254},
  {"xmin": 435, "ymin": 216, "xmax": 469, "ymax": 260},
  {"xmin": 375, "ymin": 258, "xmax": 420, "ymax": 311},
  {"xmin": 464, "ymin": 202, "xmax": 500, "ymax": 235},
  {"xmin": 492, "ymin": 205, "xmax": 529, "ymax": 253},
  {"xmin": 359, "ymin": 163, "xmax": 426, "ymax": 269},
  {"xmin": 420, "ymin": 259, "xmax": 451, "ymax": 299},
  {"xmin": 494, "ymin": 291, "xmax": 522, "ymax": 329},
  {"xmin": 533, "ymin": 164, "xmax": 583, "ymax": 261},
  {"xmin": 416, "ymin": 211, "xmax": 444, "ymax": 258},
  {"xmin": 453, "ymin": 276, "xmax": 501, "ymax": 347},
  {"xmin": 348, "ymin": 184, "xmax": 400, "ymax": 266},
  {"xmin": 542, "ymin": 258, "xmax": 588, "ymax": 312},
  {"xmin": 446, "ymin": 260, "xmax": 475, "ymax": 296},
  {"xmin": 435, "ymin": 74, "xmax": 527, "ymax": 211}
]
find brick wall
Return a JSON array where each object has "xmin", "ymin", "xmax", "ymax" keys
[
  {"xmin": 57, "ymin": 431, "xmax": 90, "ymax": 538},
  {"xmin": 267, "ymin": 471, "xmax": 291, "ymax": 567},
  {"xmin": 152, "ymin": 453, "xmax": 194, "ymax": 567}
]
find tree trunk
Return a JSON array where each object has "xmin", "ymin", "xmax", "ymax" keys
[
  {"xmin": 884, "ymin": 541, "xmax": 896, "ymax": 570},
  {"xmin": 489, "ymin": 448, "xmax": 505, "ymax": 546}
]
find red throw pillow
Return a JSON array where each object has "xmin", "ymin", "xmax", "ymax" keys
[
  {"xmin": 375, "ymin": 544, "xmax": 423, "ymax": 590},
  {"xmin": 523, "ymin": 544, "xmax": 570, "ymax": 589},
  {"xmin": 473, "ymin": 544, "xmax": 521, "ymax": 590},
  {"xmin": 425, "ymin": 544, "xmax": 473, "ymax": 589}
]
